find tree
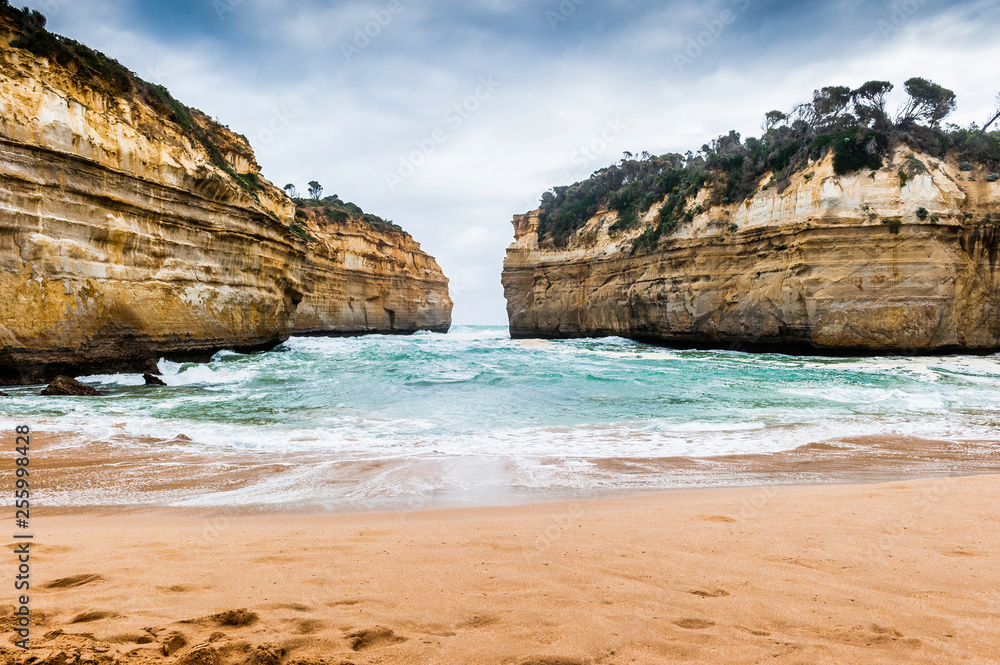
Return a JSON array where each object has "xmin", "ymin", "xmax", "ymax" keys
[
  {"xmin": 851, "ymin": 80, "xmax": 893, "ymax": 132},
  {"xmin": 897, "ymin": 77, "xmax": 957, "ymax": 126},
  {"xmin": 812, "ymin": 86, "xmax": 853, "ymax": 128},
  {"xmin": 283, "ymin": 183, "xmax": 298, "ymax": 199},
  {"xmin": 762, "ymin": 110, "xmax": 787, "ymax": 132},
  {"xmin": 307, "ymin": 180, "xmax": 323, "ymax": 200},
  {"xmin": 983, "ymin": 93, "xmax": 1000, "ymax": 133}
]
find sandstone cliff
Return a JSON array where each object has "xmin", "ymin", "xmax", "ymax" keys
[
  {"xmin": 292, "ymin": 204, "xmax": 451, "ymax": 335},
  {"xmin": 0, "ymin": 7, "xmax": 451, "ymax": 385},
  {"xmin": 503, "ymin": 148, "xmax": 1000, "ymax": 353}
]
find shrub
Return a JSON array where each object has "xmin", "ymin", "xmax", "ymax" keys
[
  {"xmin": 988, "ymin": 173, "xmax": 1000, "ymax": 182},
  {"xmin": 811, "ymin": 128, "xmax": 889, "ymax": 175},
  {"xmin": 959, "ymin": 161, "xmax": 974, "ymax": 172},
  {"xmin": 295, "ymin": 197, "xmax": 401, "ymax": 233},
  {"xmin": 531, "ymin": 78, "xmax": 998, "ymax": 245},
  {"xmin": 882, "ymin": 218, "xmax": 901, "ymax": 234},
  {"xmin": 916, "ymin": 207, "xmax": 929, "ymax": 221},
  {"xmin": 289, "ymin": 223, "xmax": 311, "ymax": 242}
]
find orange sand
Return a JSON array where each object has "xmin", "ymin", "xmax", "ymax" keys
[{"xmin": 2, "ymin": 475, "xmax": 999, "ymax": 663}]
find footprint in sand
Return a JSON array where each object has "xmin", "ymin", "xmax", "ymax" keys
[
  {"xmin": 159, "ymin": 584, "xmax": 198, "ymax": 593},
  {"xmin": 263, "ymin": 602, "xmax": 313, "ymax": 612},
  {"xmin": 347, "ymin": 626, "xmax": 407, "ymax": 651},
  {"xmin": 673, "ymin": 618, "xmax": 716, "ymax": 630},
  {"xmin": 459, "ymin": 614, "xmax": 501, "ymax": 629},
  {"xmin": 327, "ymin": 599, "xmax": 366, "ymax": 607},
  {"xmin": 44, "ymin": 574, "xmax": 104, "ymax": 589},
  {"xmin": 153, "ymin": 630, "xmax": 188, "ymax": 656},
  {"xmin": 176, "ymin": 644, "xmax": 219, "ymax": 665},
  {"xmin": 211, "ymin": 609, "xmax": 259, "ymax": 627},
  {"xmin": 287, "ymin": 618, "xmax": 326, "ymax": 635},
  {"xmin": 736, "ymin": 625, "xmax": 771, "ymax": 637},
  {"xmin": 1, "ymin": 608, "xmax": 48, "ymax": 630},
  {"xmin": 70, "ymin": 610, "xmax": 120, "ymax": 623},
  {"xmin": 106, "ymin": 633, "xmax": 156, "ymax": 645}
]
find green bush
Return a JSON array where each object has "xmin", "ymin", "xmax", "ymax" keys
[
  {"xmin": 987, "ymin": 173, "xmax": 999, "ymax": 182},
  {"xmin": 959, "ymin": 161, "xmax": 974, "ymax": 172},
  {"xmin": 811, "ymin": 128, "xmax": 889, "ymax": 175},
  {"xmin": 289, "ymin": 223, "xmax": 311, "ymax": 242},
  {"xmin": 916, "ymin": 207, "xmax": 929, "ymax": 221},
  {"xmin": 295, "ymin": 197, "xmax": 402, "ymax": 233},
  {"xmin": 882, "ymin": 218, "xmax": 901, "ymax": 234},
  {"xmin": 529, "ymin": 78, "xmax": 997, "ymax": 245}
]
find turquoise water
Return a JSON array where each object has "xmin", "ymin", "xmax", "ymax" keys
[{"xmin": 2, "ymin": 326, "xmax": 999, "ymax": 508}]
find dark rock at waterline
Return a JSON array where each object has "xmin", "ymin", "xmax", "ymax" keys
[
  {"xmin": 41, "ymin": 376, "xmax": 101, "ymax": 397},
  {"xmin": 144, "ymin": 373, "xmax": 167, "ymax": 386},
  {"xmin": 0, "ymin": 391, "xmax": 9, "ymax": 397}
]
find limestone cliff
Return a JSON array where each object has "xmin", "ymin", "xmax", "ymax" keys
[
  {"xmin": 0, "ymin": 7, "xmax": 451, "ymax": 385},
  {"xmin": 0, "ymin": 9, "xmax": 308, "ymax": 385},
  {"xmin": 292, "ymin": 205, "xmax": 452, "ymax": 335},
  {"xmin": 503, "ymin": 148, "xmax": 1000, "ymax": 353}
]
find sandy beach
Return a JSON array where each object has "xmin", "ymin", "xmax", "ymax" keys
[{"xmin": 3, "ymin": 474, "xmax": 998, "ymax": 664}]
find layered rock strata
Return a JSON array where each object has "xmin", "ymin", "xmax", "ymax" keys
[
  {"xmin": 0, "ymin": 10, "xmax": 452, "ymax": 385},
  {"xmin": 503, "ymin": 149, "xmax": 1000, "ymax": 353},
  {"xmin": 291, "ymin": 207, "xmax": 452, "ymax": 335}
]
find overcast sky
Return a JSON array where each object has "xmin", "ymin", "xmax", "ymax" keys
[{"xmin": 27, "ymin": 0, "xmax": 1000, "ymax": 324}]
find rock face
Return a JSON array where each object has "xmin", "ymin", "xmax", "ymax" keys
[
  {"xmin": 143, "ymin": 373, "xmax": 167, "ymax": 386},
  {"xmin": 0, "ymin": 9, "xmax": 451, "ymax": 385},
  {"xmin": 0, "ymin": 12, "xmax": 303, "ymax": 385},
  {"xmin": 292, "ymin": 207, "xmax": 452, "ymax": 335},
  {"xmin": 41, "ymin": 375, "xmax": 100, "ymax": 396},
  {"xmin": 503, "ymin": 149, "xmax": 1000, "ymax": 353}
]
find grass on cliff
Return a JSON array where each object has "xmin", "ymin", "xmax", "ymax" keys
[
  {"xmin": 0, "ymin": 1, "xmax": 263, "ymax": 200},
  {"xmin": 295, "ymin": 196, "xmax": 404, "ymax": 234},
  {"xmin": 536, "ymin": 79, "xmax": 1000, "ymax": 252}
]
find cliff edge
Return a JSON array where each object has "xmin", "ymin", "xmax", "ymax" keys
[
  {"xmin": 0, "ymin": 5, "xmax": 452, "ymax": 385},
  {"xmin": 503, "ymin": 81, "xmax": 1000, "ymax": 353},
  {"xmin": 291, "ymin": 201, "xmax": 452, "ymax": 335},
  {"xmin": 0, "ymin": 6, "xmax": 306, "ymax": 384}
]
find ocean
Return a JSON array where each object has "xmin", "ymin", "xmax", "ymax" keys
[{"xmin": 3, "ymin": 325, "xmax": 999, "ymax": 511}]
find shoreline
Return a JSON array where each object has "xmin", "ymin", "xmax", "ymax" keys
[
  {"xmin": 25, "ymin": 467, "xmax": 1000, "ymax": 520},
  {"xmin": 3, "ymin": 474, "xmax": 998, "ymax": 663},
  {"xmin": 8, "ymin": 428, "xmax": 999, "ymax": 515}
]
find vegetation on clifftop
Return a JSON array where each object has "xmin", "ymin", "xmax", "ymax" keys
[
  {"xmin": 292, "ymin": 190, "xmax": 404, "ymax": 236},
  {"xmin": 0, "ymin": 1, "xmax": 263, "ymax": 200},
  {"xmin": 536, "ymin": 80, "xmax": 1000, "ymax": 251}
]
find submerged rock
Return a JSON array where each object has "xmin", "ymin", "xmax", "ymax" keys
[
  {"xmin": 41, "ymin": 376, "xmax": 101, "ymax": 397},
  {"xmin": 143, "ymin": 373, "xmax": 168, "ymax": 386}
]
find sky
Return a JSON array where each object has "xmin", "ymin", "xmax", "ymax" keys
[{"xmin": 25, "ymin": 0, "xmax": 1000, "ymax": 324}]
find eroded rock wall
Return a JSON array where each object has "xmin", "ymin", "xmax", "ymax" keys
[
  {"xmin": 292, "ymin": 208, "xmax": 452, "ymax": 335},
  {"xmin": 503, "ymin": 149, "xmax": 1000, "ymax": 353},
  {"xmin": 0, "ymin": 16, "xmax": 303, "ymax": 384}
]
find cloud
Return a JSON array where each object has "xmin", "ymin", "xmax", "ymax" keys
[{"xmin": 24, "ymin": 0, "xmax": 999, "ymax": 324}]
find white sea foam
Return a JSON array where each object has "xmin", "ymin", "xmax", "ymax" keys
[{"xmin": 5, "ymin": 326, "xmax": 1000, "ymax": 508}]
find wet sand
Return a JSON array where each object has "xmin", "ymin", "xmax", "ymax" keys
[
  {"xmin": 20, "ymin": 430, "xmax": 1000, "ymax": 512},
  {"xmin": 3, "ymin": 474, "xmax": 999, "ymax": 664}
]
